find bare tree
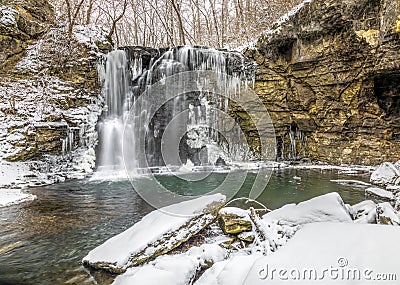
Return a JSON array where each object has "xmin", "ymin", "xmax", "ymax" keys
[
  {"xmin": 65, "ymin": 0, "xmax": 86, "ymax": 38},
  {"xmin": 55, "ymin": 0, "xmax": 303, "ymax": 48}
]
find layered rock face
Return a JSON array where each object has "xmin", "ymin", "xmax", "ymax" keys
[
  {"xmin": 245, "ymin": 0, "xmax": 400, "ymax": 164},
  {"xmin": 0, "ymin": 0, "xmax": 111, "ymax": 184}
]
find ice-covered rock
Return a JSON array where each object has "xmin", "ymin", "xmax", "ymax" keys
[
  {"xmin": 112, "ymin": 244, "xmax": 227, "ymax": 285},
  {"xmin": 365, "ymin": 187, "xmax": 395, "ymax": 201},
  {"xmin": 83, "ymin": 194, "xmax": 226, "ymax": 273},
  {"xmin": 370, "ymin": 162, "xmax": 400, "ymax": 186},
  {"xmin": 218, "ymin": 207, "xmax": 252, "ymax": 235},
  {"xmin": 349, "ymin": 200, "xmax": 377, "ymax": 224},
  {"xmin": 376, "ymin": 202, "xmax": 400, "ymax": 226},
  {"xmin": 262, "ymin": 192, "xmax": 352, "ymax": 226}
]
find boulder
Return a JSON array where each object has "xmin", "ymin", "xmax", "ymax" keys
[
  {"xmin": 370, "ymin": 162, "xmax": 400, "ymax": 186},
  {"xmin": 82, "ymin": 194, "xmax": 226, "ymax": 273},
  {"xmin": 365, "ymin": 187, "xmax": 395, "ymax": 201},
  {"xmin": 218, "ymin": 207, "xmax": 252, "ymax": 235}
]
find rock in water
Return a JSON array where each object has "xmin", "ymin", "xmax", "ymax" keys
[
  {"xmin": 82, "ymin": 194, "xmax": 226, "ymax": 273},
  {"xmin": 370, "ymin": 162, "xmax": 400, "ymax": 186},
  {"xmin": 365, "ymin": 187, "xmax": 395, "ymax": 201},
  {"xmin": 218, "ymin": 207, "xmax": 252, "ymax": 235},
  {"xmin": 262, "ymin": 192, "xmax": 352, "ymax": 226}
]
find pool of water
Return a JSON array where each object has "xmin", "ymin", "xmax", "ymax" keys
[{"xmin": 0, "ymin": 168, "xmax": 370, "ymax": 284}]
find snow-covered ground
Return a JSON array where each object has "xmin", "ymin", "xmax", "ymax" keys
[
  {"xmin": 245, "ymin": 222, "xmax": 400, "ymax": 284},
  {"xmin": 83, "ymin": 189, "xmax": 400, "ymax": 284},
  {"xmin": 0, "ymin": 162, "xmax": 36, "ymax": 207},
  {"xmin": 0, "ymin": 188, "xmax": 35, "ymax": 207}
]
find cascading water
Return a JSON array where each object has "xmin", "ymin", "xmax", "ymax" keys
[
  {"xmin": 96, "ymin": 46, "xmax": 257, "ymax": 174},
  {"xmin": 96, "ymin": 50, "xmax": 132, "ymax": 171}
]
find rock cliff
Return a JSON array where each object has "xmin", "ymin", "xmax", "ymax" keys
[
  {"xmin": 0, "ymin": 0, "xmax": 111, "ymax": 186},
  {"xmin": 245, "ymin": 0, "xmax": 400, "ymax": 164}
]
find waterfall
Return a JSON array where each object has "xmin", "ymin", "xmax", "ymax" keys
[
  {"xmin": 95, "ymin": 46, "xmax": 256, "ymax": 174},
  {"xmin": 96, "ymin": 50, "xmax": 131, "ymax": 171}
]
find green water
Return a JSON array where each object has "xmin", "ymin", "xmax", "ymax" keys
[{"xmin": 0, "ymin": 169, "xmax": 369, "ymax": 284}]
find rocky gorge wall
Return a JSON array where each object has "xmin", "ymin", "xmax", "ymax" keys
[
  {"xmin": 245, "ymin": 0, "xmax": 400, "ymax": 165},
  {"xmin": 1, "ymin": 0, "xmax": 399, "ymax": 185},
  {"xmin": 0, "ymin": 0, "xmax": 111, "ymax": 186}
]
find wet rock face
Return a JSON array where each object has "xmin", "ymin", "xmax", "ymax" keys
[{"xmin": 245, "ymin": 0, "xmax": 400, "ymax": 164}]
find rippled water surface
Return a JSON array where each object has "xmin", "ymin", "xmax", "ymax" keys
[{"xmin": 0, "ymin": 169, "xmax": 369, "ymax": 284}]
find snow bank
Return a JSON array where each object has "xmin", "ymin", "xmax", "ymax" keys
[
  {"xmin": 370, "ymin": 161, "xmax": 400, "ymax": 186},
  {"xmin": 262, "ymin": 192, "xmax": 352, "ymax": 226},
  {"xmin": 113, "ymin": 244, "xmax": 227, "ymax": 285},
  {"xmin": 83, "ymin": 194, "xmax": 226, "ymax": 273},
  {"xmin": 0, "ymin": 161, "xmax": 36, "ymax": 207},
  {"xmin": 0, "ymin": 189, "xmax": 35, "ymax": 207},
  {"xmin": 0, "ymin": 6, "xmax": 18, "ymax": 27},
  {"xmin": 243, "ymin": 222, "xmax": 400, "ymax": 284}
]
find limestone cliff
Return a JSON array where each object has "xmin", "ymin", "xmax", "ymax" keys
[
  {"xmin": 0, "ymin": 0, "xmax": 111, "ymax": 185},
  {"xmin": 245, "ymin": 0, "xmax": 400, "ymax": 165}
]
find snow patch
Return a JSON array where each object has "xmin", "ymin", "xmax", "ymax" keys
[
  {"xmin": 0, "ymin": 188, "xmax": 35, "ymax": 207},
  {"xmin": 261, "ymin": 0, "xmax": 314, "ymax": 40},
  {"xmin": 195, "ymin": 254, "xmax": 261, "ymax": 285},
  {"xmin": 0, "ymin": 6, "xmax": 18, "ymax": 27},
  {"xmin": 73, "ymin": 25, "xmax": 109, "ymax": 50},
  {"xmin": 349, "ymin": 200, "xmax": 377, "ymax": 224}
]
